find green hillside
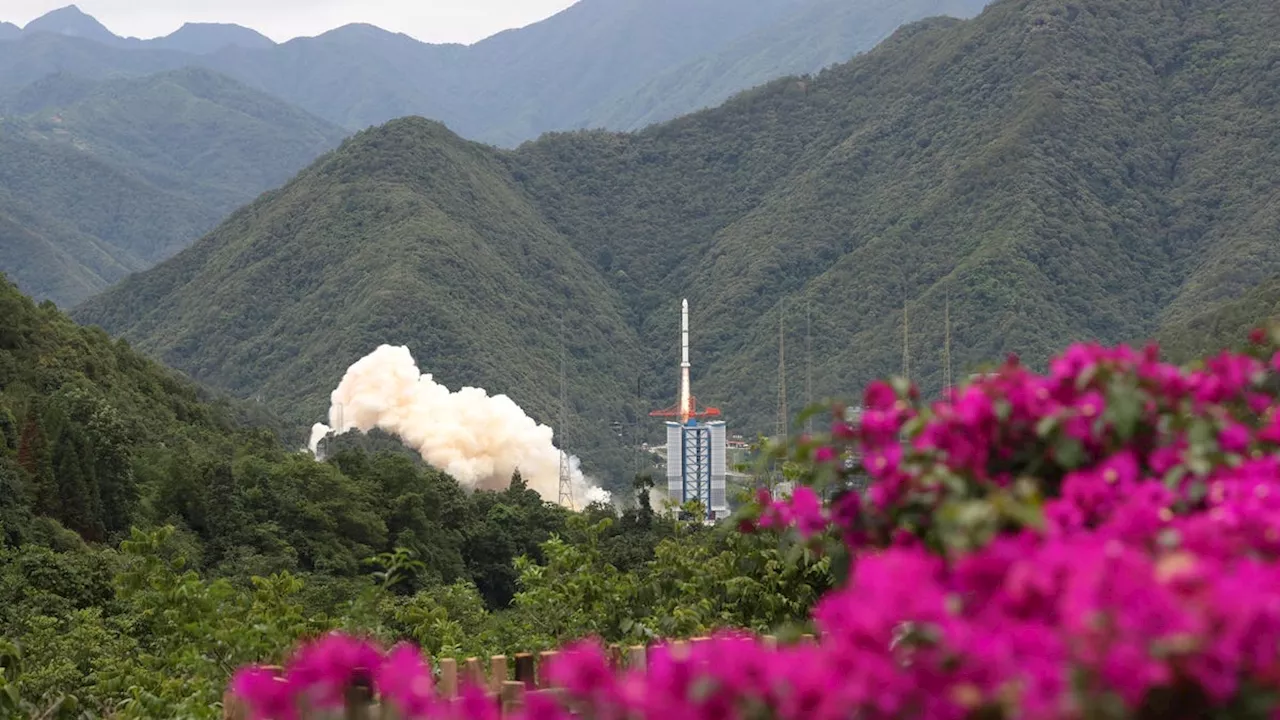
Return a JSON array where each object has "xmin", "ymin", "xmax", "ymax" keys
[
  {"xmin": 74, "ymin": 0, "xmax": 1280, "ymax": 491},
  {"xmin": 1, "ymin": 0, "xmax": 987, "ymax": 146},
  {"xmin": 73, "ymin": 120, "xmax": 646, "ymax": 484},
  {"xmin": 0, "ymin": 269, "xmax": 584, "ymax": 604},
  {"xmin": 0, "ymin": 68, "xmax": 346, "ymax": 306},
  {"xmin": 1158, "ymin": 274, "xmax": 1280, "ymax": 363},
  {"xmin": 0, "ymin": 190, "xmax": 142, "ymax": 304}
]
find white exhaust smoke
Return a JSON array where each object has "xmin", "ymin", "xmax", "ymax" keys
[{"xmin": 308, "ymin": 345, "xmax": 611, "ymax": 506}]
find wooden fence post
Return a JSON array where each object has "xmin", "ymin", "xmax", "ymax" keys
[
  {"xmin": 500, "ymin": 680, "xmax": 525, "ymax": 715},
  {"xmin": 607, "ymin": 643, "xmax": 623, "ymax": 670},
  {"xmin": 537, "ymin": 651, "xmax": 559, "ymax": 688},
  {"xmin": 464, "ymin": 657, "xmax": 485, "ymax": 689},
  {"xmin": 489, "ymin": 655, "xmax": 508, "ymax": 694},
  {"xmin": 514, "ymin": 653, "xmax": 536, "ymax": 688},
  {"xmin": 438, "ymin": 657, "xmax": 458, "ymax": 699},
  {"xmin": 222, "ymin": 688, "xmax": 245, "ymax": 720},
  {"xmin": 627, "ymin": 645, "xmax": 646, "ymax": 672}
]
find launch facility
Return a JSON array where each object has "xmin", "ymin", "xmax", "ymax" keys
[{"xmin": 650, "ymin": 299, "xmax": 729, "ymax": 522}]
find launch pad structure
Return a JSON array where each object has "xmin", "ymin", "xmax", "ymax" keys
[{"xmin": 650, "ymin": 299, "xmax": 729, "ymax": 523}]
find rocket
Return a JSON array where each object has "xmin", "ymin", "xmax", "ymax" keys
[
  {"xmin": 679, "ymin": 298, "xmax": 691, "ymax": 423},
  {"xmin": 648, "ymin": 297, "xmax": 720, "ymax": 424}
]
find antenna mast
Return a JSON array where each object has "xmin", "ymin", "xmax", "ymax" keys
[
  {"xmin": 943, "ymin": 292, "xmax": 953, "ymax": 394},
  {"xmin": 558, "ymin": 315, "xmax": 574, "ymax": 510}
]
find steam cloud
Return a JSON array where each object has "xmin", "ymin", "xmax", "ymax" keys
[{"xmin": 308, "ymin": 345, "xmax": 611, "ymax": 506}]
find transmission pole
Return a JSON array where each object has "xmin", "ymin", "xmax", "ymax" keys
[
  {"xmin": 943, "ymin": 292, "xmax": 953, "ymax": 394},
  {"xmin": 805, "ymin": 303, "xmax": 813, "ymax": 436},
  {"xmin": 776, "ymin": 308, "xmax": 788, "ymax": 445},
  {"xmin": 633, "ymin": 375, "xmax": 642, "ymax": 479},
  {"xmin": 902, "ymin": 300, "xmax": 911, "ymax": 383},
  {"xmin": 558, "ymin": 315, "xmax": 574, "ymax": 510}
]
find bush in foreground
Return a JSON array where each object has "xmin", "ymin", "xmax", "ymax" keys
[{"xmin": 233, "ymin": 333, "xmax": 1280, "ymax": 719}]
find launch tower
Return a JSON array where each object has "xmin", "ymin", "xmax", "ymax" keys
[{"xmin": 650, "ymin": 299, "xmax": 728, "ymax": 522}]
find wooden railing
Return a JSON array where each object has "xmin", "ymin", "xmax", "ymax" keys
[{"xmin": 223, "ymin": 634, "xmax": 814, "ymax": 718}]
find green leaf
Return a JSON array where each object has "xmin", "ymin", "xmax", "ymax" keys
[{"xmin": 1054, "ymin": 436, "xmax": 1085, "ymax": 469}]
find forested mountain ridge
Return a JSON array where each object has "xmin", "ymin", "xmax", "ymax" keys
[
  {"xmin": 0, "ymin": 67, "xmax": 346, "ymax": 306},
  {"xmin": 0, "ymin": 0, "xmax": 989, "ymax": 146},
  {"xmin": 75, "ymin": 0, "xmax": 1280, "ymax": 490},
  {"xmin": 72, "ymin": 120, "xmax": 648, "ymax": 484}
]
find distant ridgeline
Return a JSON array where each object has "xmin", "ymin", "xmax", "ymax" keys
[
  {"xmin": 70, "ymin": 0, "xmax": 1280, "ymax": 490},
  {"xmin": 0, "ymin": 1, "xmax": 990, "ymax": 145}
]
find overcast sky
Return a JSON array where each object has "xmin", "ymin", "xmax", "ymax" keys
[{"xmin": 2, "ymin": 0, "xmax": 581, "ymax": 44}]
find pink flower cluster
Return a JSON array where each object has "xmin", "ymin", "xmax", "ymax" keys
[
  {"xmin": 231, "ymin": 339, "xmax": 1280, "ymax": 719},
  {"xmin": 230, "ymin": 633, "xmax": 444, "ymax": 720}
]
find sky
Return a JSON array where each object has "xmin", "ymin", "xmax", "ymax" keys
[{"xmin": 2, "ymin": 0, "xmax": 581, "ymax": 44}]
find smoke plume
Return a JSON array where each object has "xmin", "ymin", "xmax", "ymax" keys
[{"xmin": 308, "ymin": 345, "xmax": 611, "ymax": 506}]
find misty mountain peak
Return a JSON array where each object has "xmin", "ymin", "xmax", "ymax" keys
[
  {"xmin": 154, "ymin": 22, "xmax": 276, "ymax": 54},
  {"xmin": 23, "ymin": 4, "xmax": 121, "ymax": 45}
]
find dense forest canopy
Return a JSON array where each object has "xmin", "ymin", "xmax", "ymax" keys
[{"xmin": 74, "ymin": 0, "xmax": 1280, "ymax": 492}]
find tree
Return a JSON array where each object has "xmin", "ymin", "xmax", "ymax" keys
[
  {"xmin": 16, "ymin": 412, "xmax": 55, "ymax": 518},
  {"xmin": 631, "ymin": 473, "xmax": 655, "ymax": 528},
  {"xmin": 0, "ymin": 405, "xmax": 17, "ymax": 454},
  {"xmin": 51, "ymin": 429, "xmax": 104, "ymax": 542},
  {"xmin": 0, "ymin": 458, "xmax": 30, "ymax": 545}
]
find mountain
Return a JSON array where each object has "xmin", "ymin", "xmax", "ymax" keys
[
  {"xmin": 21, "ymin": 5, "xmax": 122, "ymax": 46},
  {"xmin": 0, "ymin": 33, "xmax": 192, "ymax": 91},
  {"xmin": 438, "ymin": 0, "xmax": 833, "ymax": 144},
  {"xmin": 1, "ymin": 0, "xmax": 989, "ymax": 146},
  {"xmin": 10, "ymin": 4, "xmax": 274, "ymax": 53},
  {"xmin": 194, "ymin": 0, "xmax": 985, "ymax": 145},
  {"xmin": 580, "ymin": 0, "xmax": 989, "ymax": 131},
  {"xmin": 74, "ymin": 119, "xmax": 646, "ymax": 484},
  {"xmin": 149, "ymin": 22, "xmax": 275, "ymax": 54},
  {"xmin": 74, "ymin": 0, "xmax": 1280, "ymax": 489},
  {"xmin": 0, "ymin": 67, "xmax": 346, "ymax": 306}
]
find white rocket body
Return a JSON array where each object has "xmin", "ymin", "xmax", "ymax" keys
[{"xmin": 679, "ymin": 298, "xmax": 691, "ymax": 423}]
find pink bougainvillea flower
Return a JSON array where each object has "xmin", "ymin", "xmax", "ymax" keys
[
  {"xmin": 377, "ymin": 643, "xmax": 437, "ymax": 717},
  {"xmin": 230, "ymin": 665, "xmax": 296, "ymax": 720},
  {"xmin": 284, "ymin": 632, "xmax": 384, "ymax": 708}
]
